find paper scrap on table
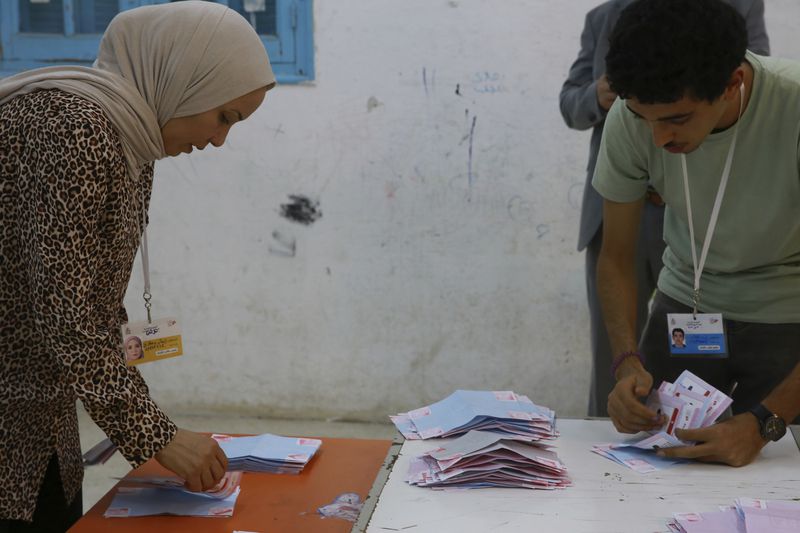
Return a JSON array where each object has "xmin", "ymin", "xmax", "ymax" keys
[
  {"xmin": 318, "ymin": 492, "xmax": 363, "ymax": 522},
  {"xmin": 593, "ymin": 370, "xmax": 732, "ymax": 473}
]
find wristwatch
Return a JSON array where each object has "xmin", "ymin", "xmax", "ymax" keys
[{"xmin": 748, "ymin": 404, "xmax": 787, "ymax": 442}]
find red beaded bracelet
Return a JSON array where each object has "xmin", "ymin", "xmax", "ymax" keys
[{"xmin": 610, "ymin": 350, "xmax": 645, "ymax": 378}]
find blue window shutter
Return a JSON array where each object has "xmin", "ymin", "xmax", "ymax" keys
[
  {"xmin": 19, "ymin": 0, "xmax": 65, "ymax": 34},
  {"xmin": 222, "ymin": 0, "xmax": 314, "ymax": 82},
  {"xmin": 75, "ymin": 0, "xmax": 121, "ymax": 34},
  {"xmin": 1, "ymin": 0, "xmax": 313, "ymax": 82},
  {"xmin": 226, "ymin": 0, "xmax": 276, "ymax": 36},
  {"xmin": 287, "ymin": 0, "xmax": 313, "ymax": 82}
]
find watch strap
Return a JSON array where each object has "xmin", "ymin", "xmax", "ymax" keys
[
  {"xmin": 749, "ymin": 403, "xmax": 786, "ymax": 442},
  {"xmin": 748, "ymin": 403, "xmax": 773, "ymax": 424}
]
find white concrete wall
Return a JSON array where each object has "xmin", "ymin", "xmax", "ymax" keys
[{"xmin": 131, "ymin": 0, "xmax": 800, "ymax": 421}]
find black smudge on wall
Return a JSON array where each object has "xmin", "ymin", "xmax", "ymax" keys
[{"xmin": 280, "ymin": 195, "xmax": 322, "ymax": 226}]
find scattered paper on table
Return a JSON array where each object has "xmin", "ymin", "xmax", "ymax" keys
[
  {"xmin": 667, "ymin": 498, "xmax": 800, "ymax": 532},
  {"xmin": 318, "ymin": 492, "xmax": 363, "ymax": 522},
  {"xmin": 591, "ymin": 443, "xmax": 686, "ymax": 474}
]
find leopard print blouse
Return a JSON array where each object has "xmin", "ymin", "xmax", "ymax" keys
[{"xmin": 0, "ymin": 89, "xmax": 177, "ymax": 521}]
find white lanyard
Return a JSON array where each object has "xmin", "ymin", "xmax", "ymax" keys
[
  {"xmin": 681, "ymin": 83, "xmax": 744, "ymax": 316},
  {"xmin": 140, "ymin": 187, "xmax": 153, "ymax": 323}
]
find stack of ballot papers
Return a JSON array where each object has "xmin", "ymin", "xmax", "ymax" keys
[
  {"xmin": 406, "ymin": 429, "xmax": 570, "ymax": 490},
  {"xmin": 390, "ymin": 390, "xmax": 557, "ymax": 441},
  {"xmin": 213, "ymin": 433, "xmax": 322, "ymax": 474},
  {"xmin": 592, "ymin": 370, "xmax": 733, "ymax": 473},
  {"xmin": 667, "ymin": 498, "xmax": 800, "ymax": 532},
  {"xmin": 104, "ymin": 471, "xmax": 242, "ymax": 518}
]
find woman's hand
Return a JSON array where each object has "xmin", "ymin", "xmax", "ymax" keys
[{"xmin": 155, "ymin": 428, "xmax": 228, "ymax": 492}]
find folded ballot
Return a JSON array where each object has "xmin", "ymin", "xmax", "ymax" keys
[
  {"xmin": 104, "ymin": 471, "xmax": 242, "ymax": 518},
  {"xmin": 667, "ymin": 498, "xmax": 800, "ymax": 533},
  {"xmin": 390, "ymin": 390, "xmax": 557, "ymax": 441},
  {"xmin": 593, "ymin": 370, "xmax": 733, "ymax": 473},
  {"xmin": 105, "ymin": 487, "xmax": 240, "ymax": 518},
  {"xmin": 213, "ymin": 433, "xmax": 322, "ymax": 474},
  {"xmin": 114, "ymin": 471, "xmax": 242, "ymax": 499},
  {"xmin": 591, "ymin": 442, "xmax": 687, "ymax": 474},
  {"xmin": 406, "ymin": 430, "xmax": 570, "ymax": 490}
]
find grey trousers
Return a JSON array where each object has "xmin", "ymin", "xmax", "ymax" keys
[
  {"xmin": 586, "ymin": 202, "xmax": 665, "ymax": 416},
  {"xmin": 640, "ymin": 291, "xmax": 800, "ymax": 422}
]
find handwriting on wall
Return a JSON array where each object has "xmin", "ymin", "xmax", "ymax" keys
[
  {"xmin": 470, "ymin": 71, "xmax": 506, "ymax": 94},
  {"xmin": 421, "ymin": 67, "xmax": 508, "ymax": 97}
]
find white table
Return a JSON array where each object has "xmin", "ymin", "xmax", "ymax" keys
[{"xmin": 359, "ymin": 419, "xmax": 800, "ymax": 533}]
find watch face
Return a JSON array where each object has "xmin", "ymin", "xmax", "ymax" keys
[{"xmin": 764, "ymin": 415, "xmax": 787, "ymax": 441}]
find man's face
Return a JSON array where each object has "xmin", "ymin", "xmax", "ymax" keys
[
  {"xmin": 625, "ymin": 94, "xmax": 730, "ymax": 154},
  {"xmin": 672, "ymin": 330, "xmax": 685, "ymax": 347}
]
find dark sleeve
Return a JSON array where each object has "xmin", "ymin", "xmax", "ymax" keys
[
  {"xmin": 742, "ymin": 0, "xmax": 770, "ymax": 56},
  {"xmin": 559, "ymin": 11, "xmax": 606, "ymax": 131},
  {"xmin": 21, "ymin": 114, "xmax": 177, "ymax": 467}
]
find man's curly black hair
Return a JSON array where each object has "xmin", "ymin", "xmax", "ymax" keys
[{"xmin": 606, "ymin": 0, "xmax": 748, "ymax": 104}]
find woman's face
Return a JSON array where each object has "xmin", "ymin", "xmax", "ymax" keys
[
  {"xmin": 161, "ymin": 86, "xmax": 269, "ymax": 157},
  {"xmin": 125, "ymin": 337, "xmax": 143, "ymax": 362}
]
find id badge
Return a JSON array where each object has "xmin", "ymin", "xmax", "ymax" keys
[
  {"xmin": 121, "ymin": 317, "xmax": 183, "ymax": 366},
  {"xmin": 667, "ymin": 313, "xmax": 727, "ymax": 357}
]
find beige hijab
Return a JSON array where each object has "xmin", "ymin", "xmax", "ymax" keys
[{"xmin": 0, "ymin": 1, "xmax": 275, "ymax": 178}]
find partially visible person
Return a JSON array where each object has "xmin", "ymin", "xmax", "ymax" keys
[
  {"xmin": 125, "ymin": 336, "xmax": 145, "ymax": 363},
  {"xmin": 559, "ymin": 0, "xmax": 769, "ymax": 417},
  {"xmin": 0, "ymin": 2, "xmax": 275, "ymax": 530},
  {"xmin": 594, "ymin": 0, "xmax": 800, "ymax": 466}
]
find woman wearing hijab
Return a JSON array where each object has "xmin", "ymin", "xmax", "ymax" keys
[{"xmin": 0, "ymin": 2, "xmax": 275, "ymax": 530}]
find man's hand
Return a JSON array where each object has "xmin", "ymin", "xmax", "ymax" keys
[
  {"xmin": 607, "ymin": 361, "xmax": 663, "ymax": 433},
  {"xmin": 596, "ymin": 74, "xmax": 617, "ymax": 111},
  {"xmin": 656, "ymin": 413, "xmax": 766, "ymax": 467},
  {"xmin": 155, "ymin": 428, "xmax": 228, "ymax": 492}
]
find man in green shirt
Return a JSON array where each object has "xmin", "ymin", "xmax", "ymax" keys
[{"xmin": 593, "ymin": 0, "xmax": 800, "ymax": 466}]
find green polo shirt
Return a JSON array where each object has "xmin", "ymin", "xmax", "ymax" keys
[{"xmin": 593, "ymin": 51, "xmax": 800, "ymax": 323}]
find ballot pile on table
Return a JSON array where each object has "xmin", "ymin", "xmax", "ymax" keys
[
  {"xmin": 105, "ymin": 471, "xmax": 243, "ymax": 518},
  {"xmin": 592, "ymin": 370, "xmax": 734, "ymax": 473},
  {"xmin": 103, "ymin": 432, "xmax": 322, "ymax": 518},
  {"xmin": 390, "ymin": 390, "xmax": 558, "ymax": 441},
  {"xmin": 667, "ymin": 497, "xmax": 800, "ymax": 532},
  {"xmin": 214, "ymin": 432, "xmax": 322, "ymax": 474},
  {"xmin": 391, "ymin": 390, "xmax": 570, "ymax": 490}
]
